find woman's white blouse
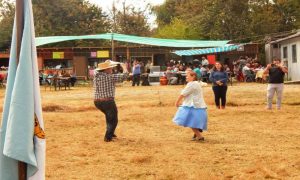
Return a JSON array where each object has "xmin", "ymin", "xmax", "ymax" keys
[{"xmin": 181, "ymin": 81, "xmax": 207, "ymax": 108}]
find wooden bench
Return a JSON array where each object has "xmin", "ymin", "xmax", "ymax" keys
[{"xmin": 76, "ymin": 76, "xmax": 87, "ymax": 81}]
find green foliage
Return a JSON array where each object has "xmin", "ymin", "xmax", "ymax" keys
[
  {"xmin": 32, "ymin": 0, "xmax": 110, "ymax": 47},
  {"xmin": 273, "ymin": 0, "xmax": 300, "ymax": 31},
  {"xmin": 0, "ymin": 0, "xmax": 152, "ymax": 49},
  {"xmin": 154, "ymin": 0, "xmax": 300, "ymax": 42},
  {"xmin": 112, "ymin": 2, "xmax": 151, "ymax": 36},
  {"xmin": 0, "ymin": 0, "xmax": 14, "ymax": 50},
  {"xmin": 0, "ymin": 0, "xmax": 111, "ymax": 49},
  {"xmin": 152, "ymin": 0, "xmax": 182, "ymax": 26},
  {"xmin": 154, "ymin": 18, "xmax": 198, "ymax": 39}
]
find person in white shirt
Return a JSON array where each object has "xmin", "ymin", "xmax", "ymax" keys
[
  {"xmin": 173, "ymin": 71, "xmax": 208, "ymax": 141},
  {"xmin": 242, "ymin": 63, "xmax": 255, "ymax": 81},
  {"xmin": 201, "ymin": 56, "xmax": 209, "ymax": 66}
]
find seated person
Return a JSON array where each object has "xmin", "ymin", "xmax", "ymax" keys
[
  {"xmin": 39, "ymin": 70, "xmax": 46, "ymax": 85},
  {"xmin": 70, "ymin": 72, "xmax": 77, "ymax": 87},
  {"xmin": 45, "ymin": 71, "xmax": 55, "ymax": 85},
  {"xmin": 200, "ymin": 65, "xmax": 209, "ymax": 82},
  {"xmin": 60, "ymin": 70, "xmax": 72, "ymax": 88},
  {"xmin": 0, "ymin": 73, "xmax": 6, "ymax": 84},
  {"xmin": 242, "ymin": 63, "xmax": 255, "ymax": 82},
  {"xmin": 165, "ymin": 67, "xmax": 178, "ymax": 85},
  {"xmin": 224, "ymin": 64, "xmax": 231, "ymax": 73}
]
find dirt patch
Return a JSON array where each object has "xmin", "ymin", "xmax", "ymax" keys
[{"xmin": 43, "ymin": 105, "xmax": 96, "ymax": 112}]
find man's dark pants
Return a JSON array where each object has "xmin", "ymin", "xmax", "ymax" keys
[
  {"xmin": 94, "ymin": 100, "xmax": 118, "ymax": 141},
  {"xmin": 132, "ymin": 74, "xmax": 140, "ymax": 86}
]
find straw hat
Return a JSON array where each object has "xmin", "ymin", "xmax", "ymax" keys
[{"xmin": 96, "ymin": 60, "xmax": 117, "ymax": 70}]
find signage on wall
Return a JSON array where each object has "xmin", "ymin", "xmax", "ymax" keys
[
  {"xmin": 97, "ymin": 51, "xmax": 109, "ymax": 58},
  {"xmin": 207, "ymin": 55, "xmax": 216, "ymax": 64},
  {"xmin": 90, "ymin": 52, "xmax": 97, "ymax": 58},
  {"xmin": 53, "ymin": 52, "xmax": 64, "ymax": 59}
]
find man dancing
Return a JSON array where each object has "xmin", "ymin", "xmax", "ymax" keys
[{"xmin": 93, "ymin": 60, "xmax": 128, "ymax": 142}]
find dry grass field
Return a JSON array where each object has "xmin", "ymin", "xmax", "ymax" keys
[{"xmin": 0, "ymin": 83, "xmax": 300, "ymax": 179}]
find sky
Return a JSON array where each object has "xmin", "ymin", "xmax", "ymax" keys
[{"xmin": 87, "ymin": 0, "xmax": 165, "ymax": 27}]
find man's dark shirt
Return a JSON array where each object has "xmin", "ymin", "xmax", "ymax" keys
[{"xmin": 269, "ymin": 66, "xmax": 285, "ymax": 84}]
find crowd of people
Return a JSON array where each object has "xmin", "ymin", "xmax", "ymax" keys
[
  {"xmin": 233, "ymin": 56, "xmax": 266, "ymax": 82},
  {"xmin": 39, "ymin": 69, "xmax": 77, "ymax": 87},
  {"xmin": 92, "ymin": 55, "xmax": 270, "ymax": 87}
]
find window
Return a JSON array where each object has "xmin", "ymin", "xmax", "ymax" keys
[
  {"xmin": 292, "ymin": 44, "xmax": 297, "ymax": 63},
  {"xmin": 283, "ymin": 46, "xmax": 288, "ymax": 59}
]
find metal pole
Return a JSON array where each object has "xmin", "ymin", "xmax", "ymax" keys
[
  {"xmin": 16, "ymin": 0, "xmax": 24, "ymax": 64},
  {"xmin": 16, "ymin": 0, "xmax": 27, "ymax": 179},
  {"xmin": 111, "ymin": 0, "xmax": 116, "ymax": 61},
  {"xmin": 111, "ymin": 33, "xmax": 114, "ymax": 61}
]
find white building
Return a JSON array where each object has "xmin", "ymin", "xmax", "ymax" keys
[{"xmin": 266, "ymin": 31, "xmax": 300, "ymax": 81}]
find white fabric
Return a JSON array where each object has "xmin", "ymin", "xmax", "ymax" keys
[
  {"xmin": 202, "ymin": 59, "xmax": 209, "ymax": 66},
  {"xmin": 181, "ymin": 81, "xmax": 207, "ymax": 108},
  {"xmin": 30, "ymin": 0, "xmax": 45, "ymax": 178}
]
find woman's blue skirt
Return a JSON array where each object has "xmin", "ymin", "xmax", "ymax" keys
[{"xmin": 173, "ymin": 106, "xmax": 207, "ymax": 130}]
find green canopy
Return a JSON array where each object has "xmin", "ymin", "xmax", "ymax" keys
[
  {"xmin": 35, "ymin": 33, "xmax": 229, "ymax": 48},
  {"xmin": 173, "ymin": 45, "xmax": 240, "ymax": 56}
]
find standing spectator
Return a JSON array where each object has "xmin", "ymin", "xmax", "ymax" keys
[
  {"xmin": 238, "ymin": 56, "xmax": 246, "ymax": 71},
  {"xmin": 193, "ymin": 65, "xmax": 201, "ymax": 80},
  {"xmin": 201, "ymin": 56, "xmax": 209, "ymax": 66},
  {"xmin": 132, "ymin": 60, "xmax": 141, "ymax": 86},
  {"xmin": 223, "ymin": 64, "xmax": 231, "ymax": 73},
  {"xmin": 93, "ymin": 60, "xmax": 128, "ymax": 142},
  {"xmin": 209, "ymin": 62, "xmax": 228, "ymax": 109},
  {"xmin": 145, "ymin": 60, "xmax": 152, "ymax": 73},
  {"xmin": 39, "ymin": 70, "xmax": 45, "ymax": 85},
  {"xmin": 140, "ymin": 61, "xmax": 145, "ymax": 74},
  {"xmin": 125, "ymin": 59, "xmax": 131, "ymax": 73},
  {"xmin": 263, "ymin": 58, "xmax": 288, "ymax": 110},
  {"xmin": 173, "ymin": 71, "xmax": 208, "ymax": 141}
]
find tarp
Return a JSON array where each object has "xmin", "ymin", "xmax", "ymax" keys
[
  {"xmin": 35, "ymin": 33, "xmax": 230, "ymax": 48},
  {"xmin": 173, "ymin": 45, "xmax": 239, "ymax": 56}
]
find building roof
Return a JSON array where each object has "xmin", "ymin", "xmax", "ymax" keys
[
  {"xmin": 270, "ymin": 31, "xmax": 300, "ymax": 44},
  {"xmin": 35, "ymin": 33, "xmax": 230, "ymax": 48}
]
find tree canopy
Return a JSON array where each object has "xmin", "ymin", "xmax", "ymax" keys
[
  {"xmin": 1, "ymin": 0, "xmax": 300, "ymax": 49},
  {"xmin": 152, "ymin": 0, "xmax": 300, "ymax": 42},
  {"xmin": 0, "ymin": 0, "xmax": 152, "ymax": 49}
]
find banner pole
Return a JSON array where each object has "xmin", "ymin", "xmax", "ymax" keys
[{"xmin": 16, "ymin": 0, "xmax": 27, "ymax": 179}]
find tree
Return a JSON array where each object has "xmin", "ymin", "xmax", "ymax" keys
[
  {"xmin": 152, "ymin": 0, "xmax": 183, "ymax": 27},
  {"xmin": 154, "ymin": 18, "xmax": 198, "ymax": 39},
  {"xmin": 0, "ymin": 0, "xmax": 14, "ymax": 50},
  {"xmin": 32, "ymin": 0, "xmax": 109, "ymax": 37},
  {"xmin": 273, "ymin": 0, "xmax": 300, "ymax": 31},
  {"xmin": 110, "ymin": 0, "xmax": 151, "ymax": 36},
  {"xmin": 32, "ymin": 0, "xmax": 110, "ymax": 46},
  {"xmin": 248, "ymin": 0, "xmax": 282, "ymax": 40},
  {"xmin": 0, "ymin": 0, "xmax": 111, "ymax": 49},
  {"xmin": 204, "ymin": 0, "xmax": 251, "ymax": 41},
  {"xmin": 153, "ymin": 0, "xmax": 300, "ymax": 42}
]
